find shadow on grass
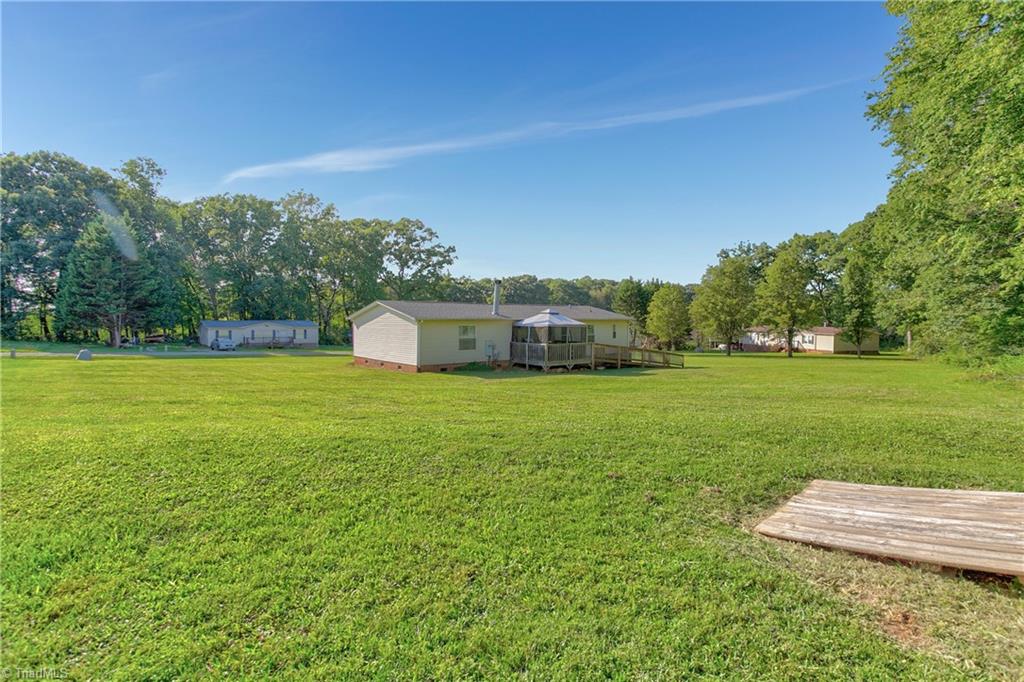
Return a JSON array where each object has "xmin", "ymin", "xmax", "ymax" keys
[
  {"xmin": 448, "ymin": 366, "xmax": 699, "ymax": 380},
  {"xmin": 690, "ymin": 351, "xmax": 916, "ymax": 362}
]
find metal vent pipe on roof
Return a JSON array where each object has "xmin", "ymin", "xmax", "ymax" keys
[{"xmin": 492, "ymin": 279, "xmax": 501, "ymax": 316}]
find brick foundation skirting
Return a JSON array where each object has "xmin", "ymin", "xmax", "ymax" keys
[
  {"xmin": 354, "ymin": 356, "xmax": 418, "ymax": 372},
  {"xmin": 354, "ymin": 357, "xmax": 511, "ymax": 373}
]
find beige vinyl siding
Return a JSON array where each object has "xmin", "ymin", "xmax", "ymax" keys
[
  {"xmin": 587, "ymin": 320, "xmax": 627, "ymax": 346},
  {"xmin": 348, "ymin": 302, "xmax": 631, "ymax": 368},
  {"xmin": 418, "ymin": 320, "xmax": 513, "ymax": 365},
  {"xmin": 351, "ymin": 308, "xmax": 418, "ymax": 364}
]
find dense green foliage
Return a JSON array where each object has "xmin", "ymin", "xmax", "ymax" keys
[
  {"xmin": 756, "ymin": 245, "xmax": 817, "ymax": 358},
  {"xmin": 645, "ymin": 283, "xmax": 690, "ymax": 349},
  {"xmin": 53, "ymin": 215, "xmax": 161, "ymax": 347},
  {"xmin": 862, "ymin": 0, "xmax": 1023, "ymax": 356},
  {"xmin": 840, "ymin": 253, "xmax": 877, "ymax": 357},
  {"xmin": 0, "ymin": 153, "xmax": 462, "ymax": 345},
  {"xmin": 1, "ymin": 152, "xmax": 680, "ymax": 346},
  {"xmin": 687, "ymin": 1, "xmax": 1024, "ymax": 361},
  {"xmin": 3, "ymin": 354, "xmax": 1021, "ymax": 678},
  {"xmin": 690, "ymin": 256, "xmax": 756, "ymax": 355}
]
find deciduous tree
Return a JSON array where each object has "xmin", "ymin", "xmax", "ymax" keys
[
  {"xmin": 866, "ymin": 0, "xmax": 1024, "ymax": 356},
  {"xmin": 840, "ymin": 253, "xmax": 876, "ymax": 358},
  {"xmin": 379, "ymin": 219, "xmax": 455, "ymax": 299},
  {"xmin": 0, "ymin": 151, "xmax": 113, "ymax": 339},
  {"xmin": 501, "ymin": 275, "xmax": 549, "ymax": 304},
  {"xmin": 646, "ymin": 283, "xmax": 689, "ymax": 350},
  {"xmin": 756, "ymin": 246, "xmax": 815, "ymax": 358},
  {"xmin": 690, "ymin": 257, "xmax": 755, "ymax": 356}
]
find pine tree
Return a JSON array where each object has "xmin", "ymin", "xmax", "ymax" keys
[
  {"xmin": 55, "ymin": 214, "xmax": 160, "ymax": 347},
  {"xmin": 613, "ymin": 278, "xmax": 648, "ymax": 343}
]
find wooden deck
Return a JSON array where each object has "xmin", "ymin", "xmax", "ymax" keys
[
  {"xmin": 591, "ymin": 343, "xmax": 685, "ymax": 369},
  {"xmin": 756, "ymin": 480, "xmax": 1024, "ymax": 576},
  {"xmin": 509, "ymin": 342, "xmax": 685, "ymax": 370}
]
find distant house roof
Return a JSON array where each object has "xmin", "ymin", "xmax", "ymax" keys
[
  {"xmin": 353, "ymin": 300, "xmax": 631, "ymax": 322},
  {"xmin": 748, "ymin": 325, "xmax": 772, "ymax": 333},
  {"xmin": 515, "ymin": 309, "xmax": 587, "ymax": 327},
  {"xmin": 200, "ymin": 319, "xmax": 317, "ymax": 328}
]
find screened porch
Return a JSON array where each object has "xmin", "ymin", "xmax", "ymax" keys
[{"xmin": 509, "ymin": 309, "xmax": 593, "ymax": 370}]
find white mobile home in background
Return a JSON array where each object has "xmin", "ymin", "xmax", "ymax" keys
[{"xmin": 198, "ymin": 320, "xmax": 319, "ymax": 348}]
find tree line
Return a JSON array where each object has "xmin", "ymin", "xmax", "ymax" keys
[
  {"xmin": 2, "ymin": 3, "xmax": 1019, "ymax": 358},
  {"xmin": 0, "ymin": 153, "xmax": 464, "ymax": 345},
  {"xmin": 0, "ymin": 157, "xmax": 678, "ymax": 346},
  {"xmin": 682, "ymin": 1, "xmax": 1023, "ymax": 360}
]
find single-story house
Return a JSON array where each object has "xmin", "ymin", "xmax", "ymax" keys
[
  {"xmin": 198, "ymin": 320, "xmax": 319, "ymax": 348},
  {"xmin": 739, "ymin": 325, "xmax": 879, "ymax": 354},
  {"xmin": 349, "ymin": 291, "xmax": 631, "ymax": 372}
]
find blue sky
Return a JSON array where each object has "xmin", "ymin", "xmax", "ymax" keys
[{"xmin": 2, "ymin": 2, "xmax": 899, "ymax": 283}]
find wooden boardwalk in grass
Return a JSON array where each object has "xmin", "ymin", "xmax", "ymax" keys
[{"xmin": 756, "ymin": 480, "xmax": 1024, "ymax": 577}]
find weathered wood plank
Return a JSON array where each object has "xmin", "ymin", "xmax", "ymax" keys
[
  {"xmin": 783, "ymin": 498, "xmax": 1023, "ymax": 524},
  {"xmin": 758, "ymin": 522, "xmax": 1024, "ymax": 575},
  {"xmin": 766, "ymin": 511, "xmax": 1024, "ymax": 554},
  {"xmin": 769, "ymin": 507, "xmax": 1023, "ymax": 544},
  {"xmin": 809, "ymin": 479, "xmax": 1023, "ymax": 500},
  {"xmin": 784, "ymin": 493, "xmax": 1024, "ymax": 522},
  {"xmin": 756, "ymin": 480, "xmax": 1024, "ymax": 576},
  {"xmin": 798, "ymin": 487, "xmax": 1024, "ymax": 512}
]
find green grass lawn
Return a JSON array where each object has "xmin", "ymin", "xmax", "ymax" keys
[{"xmin": 2, "ymin": 354, "xmax": 1021, "ymax": 679}]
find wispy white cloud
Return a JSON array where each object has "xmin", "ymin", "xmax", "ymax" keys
[
  {"xmin": 224, "ymin": 82, "xmax": 845, "ymax": 182},
  {"xmin": 140, "ymin": 66, "xmax": 181, "ymax": 92}
]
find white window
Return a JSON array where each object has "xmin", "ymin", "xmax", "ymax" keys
[
  {"xmin": 612, "ymin": 324, "xmax": 617, "ymax": 339},
  {"xmin": 215, "ymin": 330, "xmax": 220, "ymax": 339},
  {"xmin": 303, "ymin": 329, "xmax": 308, "ymax": 339},
  {"xmin": 251, "ymin": 330, "xmax": 255, "ymax": 340},
  {"xmin": 292, "ymin": 329, "xmax": 296, "ymax": 339},
  {"xmin": 458, "ymin": 325, "xmax": 476, "ymax": 350},
  {"xmin": 228, "ymin": 330, "xmax": 232, "ymax": 339},
  {"xmin": 803, "ymin": 334, "xmax": 814, "ymax": 344},
  {"xmin": 586, "ymin": 325, "xmax": 595, "ymax": 343}
]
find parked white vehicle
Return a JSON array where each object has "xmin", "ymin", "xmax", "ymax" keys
[{"xmin": 210, "ymin": 338, "xmax": 236, "ymax": 351}]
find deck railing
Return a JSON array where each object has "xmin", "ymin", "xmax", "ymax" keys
[
  {"xmin": 510, "ymin": 342, "xmax": 685, "ymax": 370},
  {"xmin": 236, "ymin": 336, "xmax": 315, "ymax": 348},
  {"xmin": 510, "ymin": 342, "xmax": 592, "ymax": 369},
  {"xmin": 592, "ymin": 343, "xmax": 685, "ymax": 368}
]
